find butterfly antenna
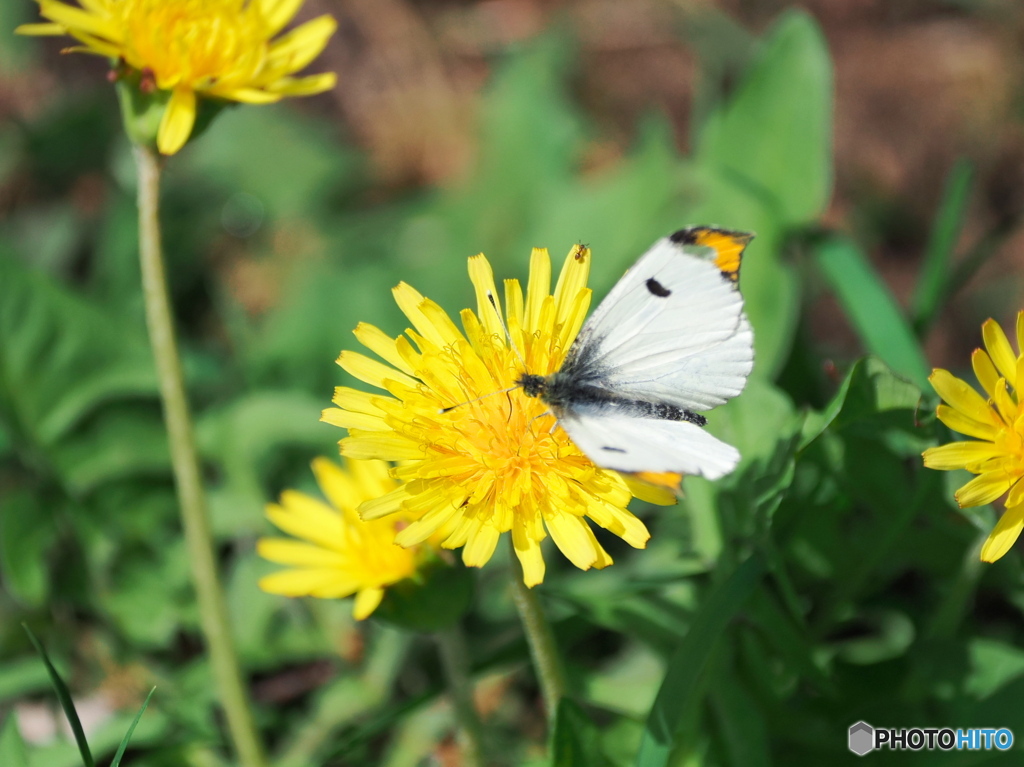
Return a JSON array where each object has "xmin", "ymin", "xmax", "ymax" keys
[
  {"xmin": 486, "ymin": 291, "xmax": 527, "ymax": 369},
  {"xmin": 439, "ymin": 385, "xmax": 517, "ymax": 414}
]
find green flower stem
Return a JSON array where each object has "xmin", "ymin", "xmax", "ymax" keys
[
  {"xmin": 435, "ymin": 625, "xmax": 486, "ymax": 767},
  {"xmin": 134, "ymin": 144, "xmax": 268, "ymax": 767},
  {"xmin": 508, "ymin": 538, "xmax": 568, "ymax": 722}
]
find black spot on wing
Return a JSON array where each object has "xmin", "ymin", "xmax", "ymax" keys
[
  {"xmin": 601, "ymin": 446, "xmax": 627, "ymax": 453},
  {"xmin": 669, "ymin": 228, "xmax": 699, "ymax": 244},
  {"xmin": 645, "ymin": 277, "xmax": 671, "ymax": 297}
]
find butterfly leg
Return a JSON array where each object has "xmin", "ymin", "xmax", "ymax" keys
[{"xmin": 525, "ymin": 410, "xmax": 556, "ymax": 436}]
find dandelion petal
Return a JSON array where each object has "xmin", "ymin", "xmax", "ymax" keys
[
  {"xmin": 981, "ymin": 504, "xmax": 1024, "ymax": 562},
  {"xmin": 157, "ymin": 88, "xmax": 196, "ymax": 155}
]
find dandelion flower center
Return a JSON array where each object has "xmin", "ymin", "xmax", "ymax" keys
[{"xmin": 120, "ymin": 0, "xmax": 268, "ymax": 88}]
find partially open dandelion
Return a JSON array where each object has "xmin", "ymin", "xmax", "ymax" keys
[
  {"xmin": 923, "ymin": 311, "xmax": 1024, "ymax": 562},
  {"xmin": 321, "ymin": 245, "xmax": 675, "ymax": 587},
  {"xmin": 17, "ymin": 0, "xmax": 336, "ymax": 154},
  {"xmin": 258, "ymin": 457, "xmax": 427, "ymax": 620}
]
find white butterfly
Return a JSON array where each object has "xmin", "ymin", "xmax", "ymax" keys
[{"xmin": 518, "ymin": 227, "xmax": 754, "ymax": 485}]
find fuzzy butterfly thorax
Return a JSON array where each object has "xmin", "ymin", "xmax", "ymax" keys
[{"xmin": 518, "ymin": 371, "xmax": 708, "ymax": 427}]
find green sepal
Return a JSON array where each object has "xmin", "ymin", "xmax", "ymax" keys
[
  {"xmin": 115, "ymin": 71, "xmax": 168, "ymax": 151},
  {"xmin": 373, "ymin": 556, "xmax": 474, "ymax": 632},
  {"xmin": 115, "ymin": 67, "xmax": 232, "ymax": 153}
]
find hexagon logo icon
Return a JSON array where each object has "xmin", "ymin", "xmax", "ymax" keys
[{"xmin": 849, "ymin": 721, "xmax": 875, "ymax": 756}]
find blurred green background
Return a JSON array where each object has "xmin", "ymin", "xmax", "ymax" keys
[{"xmin": 2, "ymin": 0, "xmax": 1024, "ymax": 765}]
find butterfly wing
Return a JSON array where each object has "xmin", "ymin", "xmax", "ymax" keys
[
  {"xmin": 563, "ymin": 227, "xmax": 754, "ymax": 412},
  {"xmin": 558, "ymin": 409, "xmax": 740, "ymax": 480}
]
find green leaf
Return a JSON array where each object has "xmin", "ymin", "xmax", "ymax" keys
[
  {"xmin": 374, "ymin": 560, "xmax": 475, "ymax": 633},
  {"xmin": 0, "ymin": 657, "xmax": 51, "ymax": 702},
  {"xmin": 831, "ymin": 358, "xmax": 922, "ymax": 431},
  {"xmin": 556, "ymin": 586, "xmax": 691, "ymax": 657},
  {"xmin": 709, "ymin": 669, "xmax": 770, "ymax": 767},
  {"xmin": 709, "ymin": 378, "xmax": 797, "ymax": 467},
  {"xmin": 0, "ymin": 1, "xmax": 40, "ymax": 73},
  {"xmin": 109, "ymin": 687, "xmax": 155, "ymax": 767},
  {"xmin": 683, "ymin": 398, "xmax": 801, "ymax": 568},
  {"xmin": 0, "ymin": 489, "xmax": 56, "ymax": 606},
  {"xmin": 50, "ymin": 407, "xmax": 170, "ymax": 494},
  {"xmin": 911, "ymin": 159, "xmax": 973, "ymax": 334},
  {"xmin": 585, "ymin": 644, "xmax": 667, "ymax": 718},
  {"xmin": 100, "ymin": 540, "xmax": 193, "ymax": 647},
  {"xmin": 697, "ymin": 9, "xmax": 833, "ymax": 225},
  {"xmin": 464, "ymin": 32, "xmax": 581, "ymax": 234},
  {"xmin": 801, "ymin": 356, "xmax": 922, "ymax": 449},
  {"xmin": 0, "ymin": 713, "xmax": 29, "ymax": 767},
  {"xmin": 0, "ymin": 252, "xmax": 157, "ymax": 457},
  {"xmin": 197, "ymin": 391, "xmax": 337, "ymax": 535},
  {"xmin": 814, "ymin": 237, "xmax": 930, "ymax": 389},
  {"xmin": 550, "ymin": 699, "xmax": 611, "ymax": 767},
  {"xmin": 832, "ymin": 609, "xmax": 915, "ymax": 665},
  {"xmin": 747, "ymin": 590, "xmax": 834, "ymax": 695},
  {"xmin": 180, "ymin": 104, "xmax": 358, "ymax": 219},
  {"xmin": 965, "ymin": 639, "xmax": 1024, "ymax": 700},
  {"xmin": 522, "ymin": 119, "xmax": 684, "ymax": 294},
  {"xmin": 22, "ymin": 625, "xmax": 95, "ymax": 767},
  {"xmin": 635, "ymin": 554, "xmax": 766, "ymax": 767}
]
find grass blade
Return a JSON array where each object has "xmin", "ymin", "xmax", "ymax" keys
[
  {"xmin": 22, "ymin": 624, "xmax": 95, "ymax": 767},
  {"xmin": 635, "ymin": 553, "xmax": 766, "ymax": 767},
  {"xmin": 550, "ymin": 699, "xmax": 610, "ymax": 767},
  {"xmin": 912, "ymin": 159, "xmax": 973, "ymax": 334},
  {"xmin": 814, "ymin": 236, "xmax": 930, "ymax": 389},
  {"xmin": 109, "ymin": 686, "xmax": 155, "ymax": 767},
  {"xmin": 948, "ymin": 223, "xmax": 1019, "ymax": 306}
]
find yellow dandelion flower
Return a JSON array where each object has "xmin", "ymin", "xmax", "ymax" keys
[
  {"xmin": 923, "ymin": 311, "xmax": 1024, "ymax": 562},
  {"xmin": 321, "ymin": 245, "xmax": 675, "ymax": 588},
  {"xmin": 258, "ymin": 457, "xmax": 424, "ymax": 621},
  {"xmin": 17, "ymin": 0, "xmax": 337, "ymax": 155}
]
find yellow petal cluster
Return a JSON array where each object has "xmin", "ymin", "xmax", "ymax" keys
[
  {"xmin": 923, "ymin": 311, "xmax": 1024, "ymax": 562},
  {"xmin": 17, "ymin": 0, "xmax": 336, "ymax": 154},
  {"xmin": 322, "ymin": 245, "xmax": 674, "ymax": 588},
  {"xmin": 258, "ymin": 457, "xmax": 422, "ymax": 620}
]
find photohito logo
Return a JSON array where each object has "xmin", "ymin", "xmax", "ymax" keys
[{"xmin": 847, "ymin": 722, "xmax": 1014, "ymax": 756}]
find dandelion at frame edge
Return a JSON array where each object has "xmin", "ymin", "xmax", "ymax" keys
[
  {"xmin": 321, "ymin": 244, "xmax": 677, "ymax": 588},
  {"xmin": 17, "ymin": 0, "xmax": 337, "ymax": 155},
  {"xmin": 923, "ymin": 311, "xmax": 1024, "ymax": 562},
  {"xmin": 258, "ymin": 458, "xmax": 430, "ymax": 621}
]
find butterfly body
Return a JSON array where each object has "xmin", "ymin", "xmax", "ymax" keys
[
  {"xmin": 518, "ymin": 373, "xmax": 707, "ymax": 426},
  {"xmin": 519, "ymin": 226, "xmax": 754, "ymax": 484}
]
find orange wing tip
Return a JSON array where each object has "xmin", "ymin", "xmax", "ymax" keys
[
  {"xmin": 670, "ymin": 226, "xmax": 754, "ymax": 283},
  {"xmin": 633, "ymin": 471, "xmax": 683, "ymax": 490}
]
